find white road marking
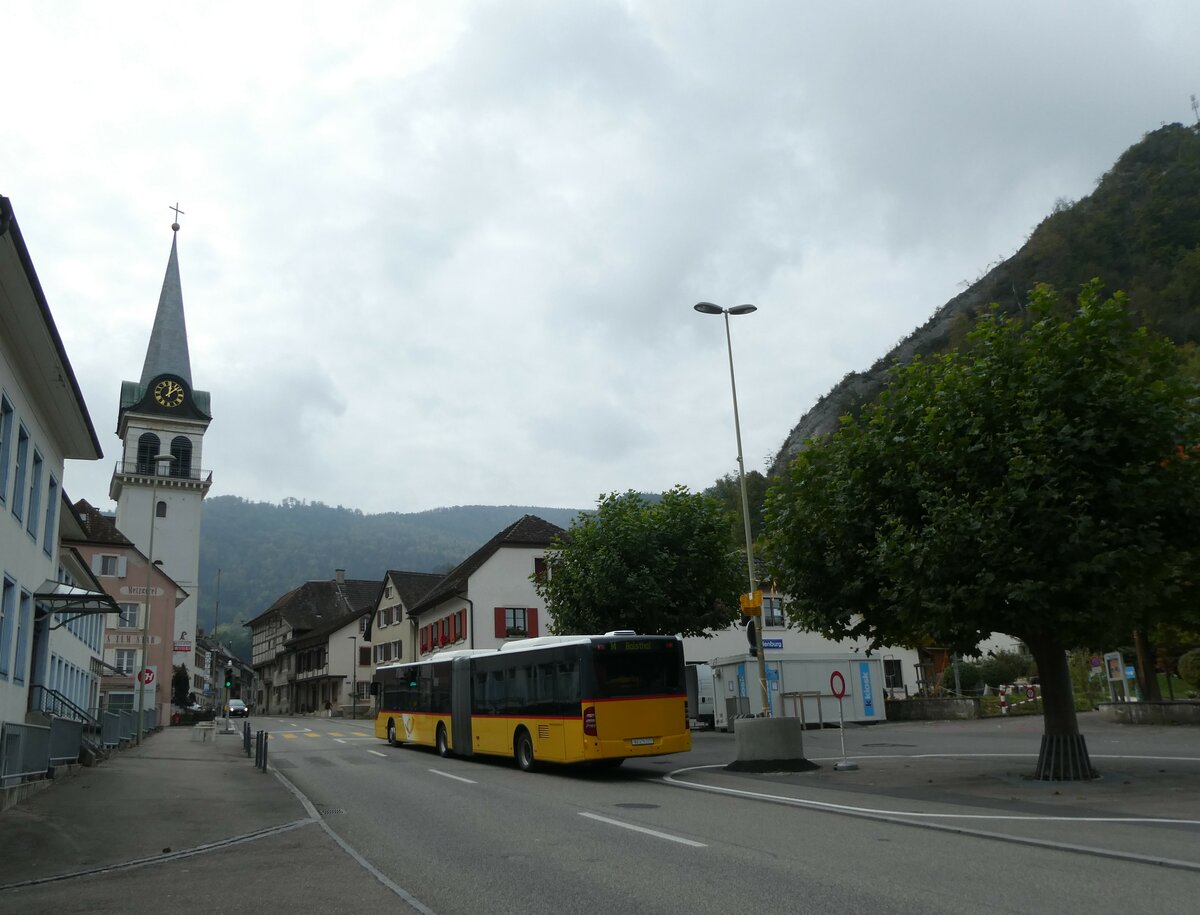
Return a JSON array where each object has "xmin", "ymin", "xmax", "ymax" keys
[
  {"xmin": 368, "ymin": 750, "xmax": 387, "ymax": 758},
  {"xmin": 334, "ymin": 739, "xmax": 346, "ymax": 744},
  {"xmin": 579, "ymin": 812, "xmax": 707, "ymax": 847},
  {"xmin": 429, "ymin": 768, "xmax": 477, "ymax": 784}
]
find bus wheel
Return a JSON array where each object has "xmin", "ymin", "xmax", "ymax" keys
[
  {"xmin": 436, "ymin": 723, "xmax": 450, "ymax": 757},
  {"xmin": 514, "ymin": 728, "xmax": 535, "ymax": 772},
  {"xmin": 387, "ymin": 720, "xmax": 398, "ymax": 747}
]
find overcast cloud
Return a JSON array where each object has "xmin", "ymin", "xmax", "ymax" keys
[{"xmin": 3, "ymin": 1, "xmax": 1197, "ymax": 514}]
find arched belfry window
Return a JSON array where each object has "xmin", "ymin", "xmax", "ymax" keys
[
  {"xmin": 170, "ymin": 436, "xmax": 192, "ymax": 479},
  {"xmin": 156, "ymin": 500, "xmax": 167, "ymax": 518},
  {"xmin": 136, "ymin": 433, "xmax": 161, "ymax": 474}
]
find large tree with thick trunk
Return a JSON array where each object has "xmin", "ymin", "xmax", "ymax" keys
[{"xmin": 765, "ymin": 282, "xmax": 1200, "ymax": 779}]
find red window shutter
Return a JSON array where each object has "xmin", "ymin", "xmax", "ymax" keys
[
  {"xmin": 527, "ymin": 608, "xmax": 539, "ymax": 637},
  {"xmin": 458, "ymin": 608, "xmax": 466, "ymax": 641},
  {"xmin": 494, "ymin": 608, "xmax": 507, "ymax": 638}
]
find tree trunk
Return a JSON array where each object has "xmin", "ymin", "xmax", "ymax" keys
[
  {"xmin": 1133, "ymin": 629, "xmax": 1162, "ymax": 700},
  {"xmin": 1026, "ymin": 636, "xmax": 1097, "ymax": 780}
]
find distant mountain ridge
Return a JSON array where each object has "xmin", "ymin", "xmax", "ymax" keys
[
  {"xmin": 771, "ymin": 122, "xmax": 1200, "ymax": 474},
  {"xmin": 197, "ymin": 496, "xmax": 582, "ymax": 640}
]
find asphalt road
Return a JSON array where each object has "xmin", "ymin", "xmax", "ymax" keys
[{"xmin": 257, "ymin": 715, "xmax": 1200, "ymax": 914}]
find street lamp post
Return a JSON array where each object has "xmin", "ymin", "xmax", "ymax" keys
[
  {"xmin": 694, "ymin": 302, "xmax": 771, "ymax": 717},
  {"xmin": 347, "ymin": 635, "xmax": 357, "ymax": 720},
  {"xmin": 136, "ymin": 452, "xmax": 175, "ymax": 745}
]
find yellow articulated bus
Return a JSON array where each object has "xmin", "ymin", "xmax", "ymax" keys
[{"xmin": 371, "ymin": 632, "xmax": 690, "ymax": 770}]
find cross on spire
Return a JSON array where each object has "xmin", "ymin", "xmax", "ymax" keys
[{"xmin": 170, "ymin": 202, "xmax": 185, "ymax": 232}]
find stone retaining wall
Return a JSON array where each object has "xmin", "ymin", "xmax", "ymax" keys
[
  {"xmin": 1097, "ymin": 700, "xmax": 1200, "ymax": 725},
  {"xmin": 884, "ymin": 698, "xmax": 980, "ymax": 720}
]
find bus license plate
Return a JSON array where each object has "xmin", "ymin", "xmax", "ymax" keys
[{"xmin": 631, "ymin": 737, "xmax": 654, "ymax": 746}]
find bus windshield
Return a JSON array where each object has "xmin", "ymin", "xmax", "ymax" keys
[{"xmin": 590, "ymin": 640, "xmax": 684, "ymax": 698}]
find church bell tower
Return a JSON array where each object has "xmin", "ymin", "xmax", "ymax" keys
[{"xmin": 111, "ymin": 213, "xmax": 212, "ymax": 691}]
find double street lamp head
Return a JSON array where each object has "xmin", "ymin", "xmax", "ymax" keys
[{"xmin": 694, "ymin": 302, "xmax": 757, "ymax": 316}]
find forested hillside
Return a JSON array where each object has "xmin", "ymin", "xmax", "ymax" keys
[
  {"xmin": 197, "ymin": 497, "xmax": 582, "ymax": 652},
  {"xmin": 772, "ymin": 123, "xmax": 1200, "ymax": 471}
]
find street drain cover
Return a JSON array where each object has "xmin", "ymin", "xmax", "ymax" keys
[{"xmin": 315, "ymin": 805, "xmax": 346, "ymax": 816}]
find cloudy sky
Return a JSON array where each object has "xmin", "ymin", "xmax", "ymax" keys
[{"xmin": 4, "ymin": 1, "xmax": 1197, "ymax": 515}]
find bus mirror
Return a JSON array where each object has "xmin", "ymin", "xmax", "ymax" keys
[{"xmin": 369, "ymin": 682, "xmax": 380, "ymax": 696}]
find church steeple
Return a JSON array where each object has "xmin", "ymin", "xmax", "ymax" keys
[
  {"xmin": 138, "ymin": 221, "xmax": 192, "ymax": 388},
  {"xmin": 111, "ymin": 205, "xmax": 213, "ymax": 721}
]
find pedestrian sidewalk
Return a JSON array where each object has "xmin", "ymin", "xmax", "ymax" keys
[{"xmin": 0, "ymin": 720, "xmax": 413, "ymax": 915}]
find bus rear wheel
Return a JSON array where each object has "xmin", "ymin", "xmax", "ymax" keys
[
  {"xmin": 387, "ymin": 720, "xmax": 398, "ymax": 747},
  {"xmin": 436, "ymin": 723, "xmax": 450, "ymax": 757},
  {"xmin": 514, "ymin": 728, "xmax": 535, "ymax": 772}
]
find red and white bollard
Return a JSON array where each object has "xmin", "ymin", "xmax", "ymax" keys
[{"xmin": 999, "ymin": 685, "xmax": 1008, "ymax": 715}]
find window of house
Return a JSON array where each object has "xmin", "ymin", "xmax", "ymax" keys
[
  {"xmin": 884, "ymin": 658, "xmax": 904, "ymax": 690},
  {"xmin": 42, "ymin": 475, "xmax": 58, "ymax": 555},
  {"xmin": 763, "ymin": 597, "xmax": 784, "ymax": 627},
  {"xmin": 115, "ymin": 649, "xmax": 136, "ymax": 674},
  {"xmin": 385, "ymin": 586, "xmax": 393, "ymax": 599},
  {"xmin": 0, "ymin": 394, "xmax": 13, "ymax": 505},
  {"xmin": 26, "ymin": 449, "xmax": 43, "ymax": 539},
  {"xmin": 533, "ymin": 557, "xmax": 547, "ymax": 580},
  {"xmin": 0, "ymin": 576, "xmax": 15, "ymax": 678},
  {"xmin": 504, "ymin": 608, "xmax": 527, "ymax": 637},
  {"xmin": 156, "ymin": 500, "xmax": 166, "ymax": 518},
  {"xmin": 13, "ymin": 590, "xmax": 31, "ymax": 684},
  {"xmin": 107, "ymin": 692, "xmax": 134, "ymax": 711},
  {"xmin": 117, "ymin": 604, "xmax": 139, "ymax": 628},
  {"xmin": 99, "ymin": 555, "xmax": 120, "ymax": 576},
  {"xmin": 359, "ymin": 646, "xmax": 371, "ymax": 666},
  {"xmin": 11, "ymin": 425, "xmax": 29, "ymax": 521}
]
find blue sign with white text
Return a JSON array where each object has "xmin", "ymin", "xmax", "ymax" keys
[
  {"xmin": 858, "ymin": 662, "xmax": 875, "ymax": 717},
  {"xmin": 762, "ymin": 638, "xmax": 783, "ymax": 650}
]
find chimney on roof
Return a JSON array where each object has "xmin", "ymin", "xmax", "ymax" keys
[{"xmin": 335, "ymin": 569, "xmax": 345, "ymax": 584}]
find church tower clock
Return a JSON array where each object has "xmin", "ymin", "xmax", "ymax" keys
[{"xmin": 111, "ymin": 214, "xmax": 213, "ymax": 697}]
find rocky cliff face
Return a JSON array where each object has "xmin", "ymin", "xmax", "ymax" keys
[{"xmin": 770, "ymin": 122, "xmax": 1200, "ymax": 477}]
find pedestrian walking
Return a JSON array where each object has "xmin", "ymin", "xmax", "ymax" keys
[{"xmin": 325, "ymin": 700, "xmax": 332, "ymax": 718}]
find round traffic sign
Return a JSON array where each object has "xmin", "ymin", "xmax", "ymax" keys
[
  {"xmin": 138, "ymin": 669, "xmax": 155, "ymax": 685},
  {"xmin": 830, "ymin": 670, "xmax": 846, "ymax": 699},
  {"xmin": 1026, "ymin": 686, "xmax": 1036, "ymax": 700}
]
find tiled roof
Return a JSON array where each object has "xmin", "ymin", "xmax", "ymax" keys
[
  {"xmin": 246, "ymin": 577, "xmax": 382, "ymax": 634},
  {"xmin": 71, "ymin": 499, "xmax": 133, "ymax": 545},
  {"xmin": 409, "ymin": 515, "xmax": 564, "ymax": 617},
  {"xmin": 384, "ymin": 570, "xmax": 443, "ymax": 607}
]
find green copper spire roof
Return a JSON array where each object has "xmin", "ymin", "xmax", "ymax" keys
[{"xmin": 138, "ymin": 226, "xmax": 192, "ymax": 387}]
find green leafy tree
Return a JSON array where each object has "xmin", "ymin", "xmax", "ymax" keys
[
  {"xmin": 1178, "ymin": 649, "xmax": 1200, "ymax": 689},
  {"xmin": 766, "ymin": 282, "xmax": 1200, "ymax": 779},
  {"xmin": 534, "ymin": 487, "xmax": 743, "ymax": 637},
  {"xmin": 171, "ymin": 664, "xmax": 190, "ymax": 708},
  {"xmin": 704, "ymin": 470, "xmax": 770, "ymax": 545}
]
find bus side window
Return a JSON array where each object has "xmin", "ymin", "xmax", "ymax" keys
[
  {"xmin": 488, "ymin": 668, "xmax": 506, "ymax": 712},
  {"xmin": 474, "ymin": 671, "xmax": 489, "ymax": 715},
  {"xmin": 557, "ymin": 661, "xmax": 578, "ymax": 706}
]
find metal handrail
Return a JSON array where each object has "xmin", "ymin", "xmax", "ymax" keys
[
  {"xmin": 30, "ymin": 685, "xmax": 99, "ymax": 726},
  {"xmin": 112, "ymin": 461, "xmax": 212, "ymax": 483}
]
